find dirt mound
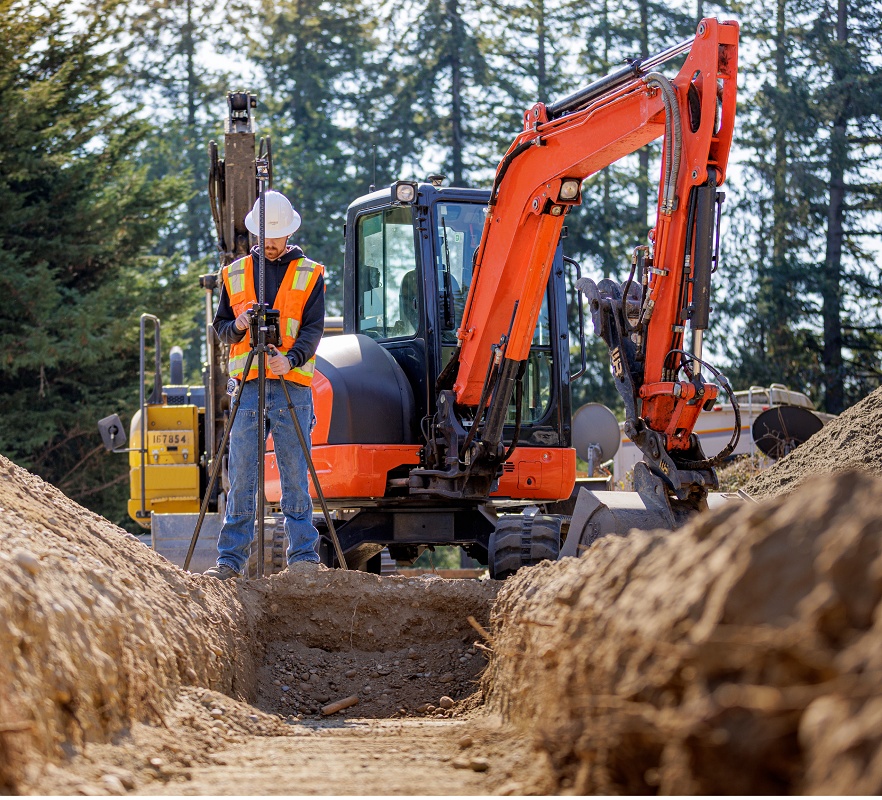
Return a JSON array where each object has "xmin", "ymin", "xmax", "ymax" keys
[
  {"xmin": 484, "ymin": 470, "xmax": 882, "ymax": 794},
  {"xmin": 746, "ymin": 386, "xmax": 882, "ymax": 498},
  {"xmin": 0, "ymin": 453, "xmax": 498, "ymax": 794},
  {"xmin": 0, "ymin": 454, "xmax": 254, "ymax": 792}
]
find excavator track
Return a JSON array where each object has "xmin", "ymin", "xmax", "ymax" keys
[{"xmin": 246, "ymin": 514, "xmax": 287, "ymax": 578}]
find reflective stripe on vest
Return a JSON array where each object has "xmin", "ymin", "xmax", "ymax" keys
[
  {"xmin": 226, "ymin": 257, "xmax": 248, "ymax": 297},
  {"xmin": 290, "ymin": 360, "xmax": 315, "ymax": 382},
  {"xmin": 222, "ymin": 254, "xmax": 324, "ymax": 386}
]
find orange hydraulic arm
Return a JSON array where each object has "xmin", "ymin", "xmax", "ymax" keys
[
  {"xmin": 419, "ymin": 18, "xmax": 739, "ymax": 502},
  {"xmin": 457, "ymin": 17, "xmax": 736, "ymax": 397}
]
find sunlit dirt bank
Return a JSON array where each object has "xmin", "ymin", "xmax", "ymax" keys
[
  {"xmin": 484, "ymin": 470, "xmax": 882, "ymax": 794},
  {"xmin": 1, "ymin": 448, "xmax": 881, "ymax": 794},
  {"xmin": 746, "ymin": 385, "xmax": 882, "ymax": 498}
]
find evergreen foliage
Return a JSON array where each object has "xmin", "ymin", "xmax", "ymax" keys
[
  {"xmin": 108, "ymin": 0, "xmax": 232, "ymax": 264},
  {"xmin": 244, "ymin": 0, "xmax": 382, "ymax": 310},
  {"xmin": 716, "ymin": 0, "xmax": 882, "ymax": 412},
  {"xmin": 385, "ymin": 0, "xmax": 493, "ymax": 186},
  {"xmin": 0, "ymin": 0, "xmax": 191, "ymax": 525},
  {"xmin": 4, "ymin": 0, "xmax": 881, "ymax": 526}
]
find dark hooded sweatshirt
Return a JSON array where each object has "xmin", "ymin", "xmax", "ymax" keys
[{"xmin": 212, "ymin": 245, "xmax": 325, "ymax": 370}]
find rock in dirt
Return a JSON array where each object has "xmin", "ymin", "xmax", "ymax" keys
[
  {"xmin": 746, "ymin": 385, "xmax": 882, "ymax": 498},
  {"xmin": 100, "ymin": 774, "xmax": 126, "ymax": 795},
  {"xmin": 485, "ymin": 470, "xmax": 882, "ymax": 795},
  {"xmin": 12, "ymin": 549, "xmax": 41, "ymax": 575}
]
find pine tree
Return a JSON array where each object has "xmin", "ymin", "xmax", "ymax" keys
[
  {"xmin": 477, "ymin": 0, "xmax": 582, "ymax": 157},
  {"xmin": 246, "ymin": 0, "xmax": 381, "ymax": 309},
  {"xmin": 386, "ymin": 0, "xmax": 492, "ymax": 186},
  {"xmin": 716, "ymin": 0, "xmax": 882, "ymax": 410},
  {"xmin": 565, "ymin": 0, "xmax": 693, "ymax": 279},
  {"xmin": 0, "ymin": 0, "xmax": 190, "ymax": 525},
  {"xmin": 807, "ymin": 0, "xmax": 882, "ymax": 411},
  {"xmin": 108, "ymin": 0, "xmax": 232, "ymax": 263}
]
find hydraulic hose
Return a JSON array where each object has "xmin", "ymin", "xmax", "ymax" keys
[
  {"xmin": 663, "ymin": 349, "xmax": 742, "ymax": 469},
  {"xmin": 642, "ymin": 73, "xmax": 682, "ymax": 214},
  {"xmin": 488, "ymin": 138, "xmax": 537, "ymax": 209}
]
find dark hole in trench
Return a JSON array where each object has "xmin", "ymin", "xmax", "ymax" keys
[{"xmin": 250, "ymin": 575, "xmax": 495, "ymax": 722}]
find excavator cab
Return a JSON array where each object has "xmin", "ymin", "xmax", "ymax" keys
[
  {"xmin": 285, "ymin": 181, "xmax": 579, "ymax": 572},
  {"xmin": 341, "ymin": 182, "xmax": 574, "ymax": 466}
]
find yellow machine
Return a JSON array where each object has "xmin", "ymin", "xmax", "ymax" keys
[
  {"xmin": 98, "ymin": 313, "xmax": 208, "ymax": 529},
  {"xmin": 127, "ymin": 403, "xmax": 201, "ymax": 522}
]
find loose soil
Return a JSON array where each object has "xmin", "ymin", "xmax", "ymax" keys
[
  {"xmin": 745, "ymin": 384, "xmax": 882, "ymax": 498},
  {"xmin": 485, "ymin": 469, "xmax": 882, "ymax": 794},
  {"xmin": 0, "ymin": 453, "xmax": 508, "ymax": 795},
  {"xmin": 3, "ymin": 442, "xmax": 882, "ymax": 795}
]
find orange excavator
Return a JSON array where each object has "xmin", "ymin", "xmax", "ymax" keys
[
  {"xmin": 102, "ymin": 19, "xmax": 740, "ymax": 577},
  {"xmin": 278, "ymin": 17, "xmax": 740, "ymax": 572}
]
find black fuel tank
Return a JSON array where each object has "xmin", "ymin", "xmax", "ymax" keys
[{"xmin": 315, "ymin": 334, "xmax": 416, "ymax": 444}]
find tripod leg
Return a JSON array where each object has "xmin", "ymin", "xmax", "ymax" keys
[
  {"xmin": 183, "ymin": 349, "xmax": 256, "ymax": 571},
  {"xmin": 277, "ymin": 377, "xmax": 348, "ymax": 570},
  {"xmin": 257, "ymin": 350, "xmax": 267, "ymax": 578}
]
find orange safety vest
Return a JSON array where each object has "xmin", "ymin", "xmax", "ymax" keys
[{"xmin": 222, "ymin": 254, "xmax": 324, "ymax": 386}]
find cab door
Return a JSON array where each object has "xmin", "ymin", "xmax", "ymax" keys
[{"xmin": 345, "ymin": 202, "xmax": 428, "ymax": 428}]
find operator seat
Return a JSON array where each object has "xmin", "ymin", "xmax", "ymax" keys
[{"xmin": 399, "ymin": 270, "xmax": 419, "ymax": 334}]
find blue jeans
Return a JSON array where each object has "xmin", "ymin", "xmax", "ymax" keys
[{"xmin": 216, "ymin": 378, "xmax": 320, "ymax": 572}]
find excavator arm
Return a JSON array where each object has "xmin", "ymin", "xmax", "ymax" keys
[{"xmin": 415, "ymin": 18, "xmax": 739, "ymax": 503}]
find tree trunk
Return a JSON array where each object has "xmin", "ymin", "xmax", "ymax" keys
[
  {"xmin": 448, "ymin": 0, "xmax": 464, "ymax": 186},
  {"xmin": 537, "ymin": 0, "xmax": 546, "ymax": 101},
  {"xmin": 184, "ymin": 0, "xmax": 200, "ymax": 261},
  {"xmin": 769, "ymin": 0, "xmax": 791, "ymax": 365},
  {"xmin": 637, "ymin": 0, "xmax": 650, "ymax": 231},
  {"xmin": 822, "ymin": 0, "xmax": 848, "ymax": 413}
]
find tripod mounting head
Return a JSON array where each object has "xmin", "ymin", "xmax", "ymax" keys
[
  {"xmin": 256, "ymin": 157, "xmax": 270, "ymax": 183},
  {"xmin": 247, "ymin": 303, "xmax": 281, "ymax": 349}
]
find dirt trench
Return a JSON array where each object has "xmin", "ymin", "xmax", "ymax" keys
[
  {"xmin": 3, "ymin": 445, "xmax": 882, "ymax": 794},
  {"xmin": 0, "ymin": 453, "xmax": 510, "ymax": 795}
]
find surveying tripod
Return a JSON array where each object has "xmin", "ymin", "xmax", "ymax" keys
[{"xmin": 184, "ymin": 158, "xmax": 346, "ymax": 576}]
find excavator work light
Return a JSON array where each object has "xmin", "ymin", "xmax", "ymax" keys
[
  {"xmin": 559, "ymin": 179, "xmax": 581, "ymax": 201},
  {"xmin": 392, "ymin": 180, "xmax": 418, "ymax": 205}
]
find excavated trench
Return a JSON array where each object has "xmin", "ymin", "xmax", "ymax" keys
[
  {"xmin": 0, "ymin": 452, "xmax": 500, "ymax": 794},
  {"xmin": 250, "ymin": 570, "xmax": 495, "ymax": 721},
  {"xmin": 3, "ymin": 389, "xmax": 882, "ymax": 796}
]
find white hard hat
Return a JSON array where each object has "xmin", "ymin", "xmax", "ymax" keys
[{"xmin": 245, "ymin": 190, "xmax": 301, "ymax": 237}]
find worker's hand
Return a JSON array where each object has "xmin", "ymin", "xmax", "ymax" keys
[
  {"xmin": 233, "ymin": 309, "xmax": 253, "ymax": 332},
  {"xmin": 267, "ymin": 348, "xmax": 291, "ymax": 376}
]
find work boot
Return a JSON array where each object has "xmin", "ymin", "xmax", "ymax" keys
[{"xmin": 203, "ymin": 564, "xmax": 240, "ymax": 581}]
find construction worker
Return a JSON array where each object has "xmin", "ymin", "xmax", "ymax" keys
[{"xmin": 204, "ymin": 191, "xmax": 325, "ymax": 580}]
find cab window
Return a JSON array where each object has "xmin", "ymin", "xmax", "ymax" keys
[
  {"xmin": 356, "ymin": 207, "xmax": 419, "ymax": 338},
  {"xmin": 434, "ymin": 201, "xmax": 554, "ymax": 425}
]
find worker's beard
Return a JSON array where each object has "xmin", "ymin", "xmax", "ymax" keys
[{"xmin": 264, "ymin": 244, "xmax": 287, "ymax": 261}]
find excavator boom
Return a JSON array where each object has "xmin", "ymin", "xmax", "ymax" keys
[{"xmin": 423, "ymin": 18, "xmax": 739, "ymax": 503}]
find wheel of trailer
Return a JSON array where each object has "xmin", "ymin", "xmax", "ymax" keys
[
  {"xmin": 246, "ymin": 515, "xmax": 287, "ymax": 578},
  {"xmin": 488, "ymin": 514, "xmax": 562, "ymax": 580}
]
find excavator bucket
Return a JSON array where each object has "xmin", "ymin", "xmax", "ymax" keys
[{"xmin": 560, "ymin": 463, "xmax": 738, "ymax": 558}]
